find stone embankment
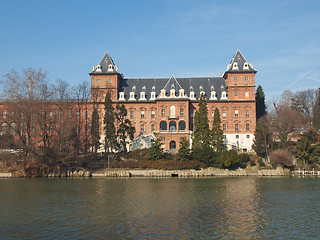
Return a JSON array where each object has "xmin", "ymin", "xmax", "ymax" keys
[{"xmin": 91, "ymin": 167, "xmax": 287, "ymax": 178}]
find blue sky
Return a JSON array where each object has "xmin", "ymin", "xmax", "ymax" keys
[{"xmin": 0, "ymin": 0, "xmax": 319, "ymax": 101}]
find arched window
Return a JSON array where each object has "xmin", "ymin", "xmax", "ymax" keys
[
  {"xmin": 178, "ymin": 121, "xmax": 186, "ymax": 131},
  {"xmin": 169, "ymin": 121, "xmax": 176, "ymax": 132},
  {"xmin": 170, "ymin": 105, "xmax": 175, "ymax": 118},
  {"xmin": 10, "ymin": 123, "xmax": 16, "ymax": 135},
  {"xmin": 160, "ymin": 121, "xmax": 167, "ymax": 132},
  {"xmin": 170, "ymin": 141, "xmax": 176, "ymax": 150},
  {"xmin": 1, "ymin": 123, "xmax": 7, "ymax": 135}
]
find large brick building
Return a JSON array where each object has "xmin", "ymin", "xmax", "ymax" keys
[{"xmin": 90, "ymin": 50, "xmax": 256, "ymax": 152}]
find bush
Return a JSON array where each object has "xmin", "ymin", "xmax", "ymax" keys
[
  {"xmin": 270, "ymin": 149, "xmax": 294, "ymax": 168},
  {"xmin": 250, "ymin": 159, "xmax": 256, "ymax": 167}
]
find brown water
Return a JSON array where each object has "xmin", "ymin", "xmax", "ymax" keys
[{"xmin": 0, "ymin": 177, "xmax": 319, "ymax": 239}]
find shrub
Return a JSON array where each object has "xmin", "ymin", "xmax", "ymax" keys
[
  {"xmin": 270, "ymin": 149, "xmax": 294, "ymax": 168},
  {"xmin": 250, "ymin": 159, "xmax": 256, "ymax": 167}
]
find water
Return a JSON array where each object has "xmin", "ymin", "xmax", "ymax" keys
[{"xmin": 0, "ymin": 177, "xmax": 319, "ymax": 239}]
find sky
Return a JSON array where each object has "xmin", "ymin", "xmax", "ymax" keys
[{"xmin": 0, "ymin": 0, "xmax": 319, "ymax": 102}]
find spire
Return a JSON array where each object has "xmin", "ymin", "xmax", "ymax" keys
[
  {"xmin": 226, "ymin": 50, "xmax": 256, "ymax": 73},
  {"xmin": 90, "ymin": 51, "xmax": 119, "ymax": 75}
]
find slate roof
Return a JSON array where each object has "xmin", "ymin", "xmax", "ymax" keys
[
  {"xmin": 90, "ymin": 52, "xmax": 117, "ymax": 75},
  {"xmin": 225, "ymin": 49, "xmax": 256, "ymax": 73},
  {"xmin": 119, "ymin": 76, "xmax": 227, "ymax": 101}
]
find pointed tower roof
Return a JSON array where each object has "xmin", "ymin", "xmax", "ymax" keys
[
  {"xmin": 90, "ymin": 51, "xmax": 118, "ymax": 75},
  {"xmin": 225, "ymin": 49, "xmax": 256, "ymax": 73}
]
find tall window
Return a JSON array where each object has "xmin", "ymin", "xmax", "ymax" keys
[
  {"xmin": 245, "ymin": 76, "xmax": 248, "ymax": 81},
  {"xmin": 235, "ymin": 92, "xmax": 238, "ymax": 96},
  {"xmin": 170, "ymin": 105, "xmax": 175, "ymax": 118},
  {"xmin": 246, "ymin": 110, "xmax": 249, "ymax": 117},
  {"xmin": 223, "ymin": 110, "xmax": 226, "ymax": 117},
  {"xmin": 161, "ymin": 109, "xmax": 165, "ymax": 117},
  {"xmin": 178, "ymin": 121, "xmax": 186, "ymax": 131},
  {"xmin": 245, "ymin": 92, "xmax": 249, "ymax": 97},
  {"xmin": 234, "ymin": 77, "xmax": 238, "ymax": 81},
  {"xmin": 223, "ymin": 124, "xmax": 226, "ymax": 131},
  {"xmin": 212, "ymin": 110, "xmax": 214, "ymax": 117},
  {"xmin": 130, "ymin": 111, "xmax": 134, "ymax": 118},
  {"xmin": 141, "ymin": 110, "xmax": 145, "ymax": 118},
  {"xmin": 141, "ymin": 125, "xmax": 145, "ymax": 133},
  {"xmin": 151, "ymin": 110, "xmax": 155, "ymax": 118},
  {"xmin": 235, "ymin": 110, "xmax": 239, "ymax": 117},
  {"xmin": 191, "ymin": 110, "xmax": 194, "ymax": 118},
  {"xmin": 235, "ymin": 124, "xmax": 239, "ymax": 131},
  {"xmin": 160, "ymin": 121, "xmax": 167, "ymax": 131},
  {"xmin": 180, "ymin": 109, "xmax": 184, "ymax": 116},
  {"xmin": 246, "ymin": 124, "xmax": 250, "ymax": 131},
  {"xmin": 169, "ymin": 121, "xmax": 177, "ymax": 131},
  {"xmin": 151, "ymin": 124, "xmax": 155, "ymax": 132}
]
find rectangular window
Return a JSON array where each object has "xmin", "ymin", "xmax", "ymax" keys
[
  {"xmin": 246, "ymin": 124, "xmax": 250, "ymax": 131},
  {"xmin": 130, "ymin": 111, "xmax": 134, "ymax": 118},
  {"xmin": 97, "ymin": 79, "xmax": 100, "ymax": 83},
  {"xmin": 109, "ymin": 79, "xmax": 112, "ymax": 83},
  {"xmin": 50, "ymin": 112, "xmax": 53, "ymax": 118},
  {"xmin": 151, "ymin": 110, "xmax": 155, "ymax": 118},
  {"xmin": 151, "ymin": 124, "xmax": 155, "ymax": 132},
  {"xmin": 234, "ymin": 77, "xmax": 238, "ymax": 81},
  {"xmin": 161, "ymin": 137, "xmax": 165, "ymax": 141},
  {"xmin": 3, "ymin": 112, "xmax": 6, "ymax": 119},
  {"xmin": 245, "ymin": 76, "xmax": 248, "ymax": 81},
  {"xmin": 246, "ymin": 135, "xmax": 250, "ymax": 138},
  {"xmin": 246, "ymin": 110, "xmax": 249, "ymax": 117},
  {"xmin": 162, "ymin": 109, "xmax": 165, "ymax": 117},
  {"xmin": 223, "ymin": 124, "xmax": 226, "ymax": 131},
  {"xmin": 235, "ymin": 110, "xmax": 239, "ymax": 117},
  {"xmin": 235, "ymin": 92, "xmax": 238, "ymax": 96},
  {"xmin": 223, "ymin": 135, "xmax": 226, "ymax": 139},
  {"xmin": 180, "ymin": 109, "xmax": 184, "ymax": 116},
  {"xmin": 236, "ymin": 134, "xmax": 239, "ymax": 139},
  {"xmin": 245, "ymin": 92, "xmax": 249, "ymax": 97},
  {"xmin": 223, "ymin": 110, "xmax": 226, "ymax": 117},
  {"xmin": 141, "ymin": 110, "xmax": 145, "ymax": 118},
  {"xmin": 235, "ymin": 124, "xmax": 239, "ymax": 131},
  {"xmin": 212, "ymin": 110, "xmax": 214, "ymax": 117},
  {"xmin": 141, "ymin": 125, "xmax": 145, "ymax": 132},
  {"xmin": 191, "ymin": 110, "xmax": 194, "ymax": 117}
]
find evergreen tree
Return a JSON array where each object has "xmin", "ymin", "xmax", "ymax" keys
[
  {"xmin": 256, "ymin": 85, "xmax": 267, "ymax": 120},
  {"xmin": 313, "ymin": 88, "xmax": 320, "ymax": 130},
  {"xmin": 91, "ymin": 107, "xmax": 100, "ymax": 155},
  {"xmin": 253, "ymin": 115, "xmax": 273, "ymax": 157},
  {"xmin": 115, "ymin": 104, "xmax": 135, "ymax": 153},
  {"xmin": 104, "ymin": 92, "xmax": 117, "ymax": 155},
  {"xmin": 211, "ymin": 108, "xmax": 226, "ymax": 152},
  {"xmin": 178, "ymin": 137, "xmax": 191, "ymax": 160},
  {"xmin": 192, "ymin": 93, "xmax": 213, "ymax": 163},
  {"xmin": 295, "ymin": 135, "xmax": 313, "ymax": 165},
  {"xmin": 148, "ymin": 134, "xmax": 164, "ymax": 161}
]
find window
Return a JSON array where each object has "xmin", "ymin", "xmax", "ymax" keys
[
  {"xmin": 235, "ymin": 110, "xmax": 239, "ymax": 117},
  {"xmin": 97, "ymin": 79, "xmax": 100, "ymax": 83},
  {"xmin": 3, "ymin": 111, "xmax": 6, "ymax": 119},
  {"xmin": 246, "ymin": 135, "xmax": 250, "ymax": 138},
  {"xmin": 130, "ymin": 111, "xmax": 134, "ymax": 118},
  {"xmin": 178, "ymin": 121, "xmax": 186, "ymax": 131},
  {"xmin": 97, "ymin": 93, "xmax": 100, "ymax": 98},
  {"xmin": 236, "ymin": 135, "xmax": 239, "ymax": 139},
  {"xmin": 212, "ymin": 110, "xmax": 214, "ymax": 117},
  {"xmin": 170, "ymin": 105, "xmax": 175, "ymax": 118},
  {"xmin": 50, "ymin": 112, "xmax": 53, "ymax": 118},
  {"xmin": 245, "ymin": 92, "xmax": 249, "ymax": 97},
  {"xmin": 151, "ymin": 124, "xmax": 155, "ymax": 132},
  {"xmin": 246, "ymin": 110, "xmax": 249, "ymax": 117},
  {"xmin": 151, "ymin": 110, "xmax": 155, "ymax": 118},
  {"xmin": 109, "ymin": 79, "xmax": 112, "ymax": 83},
  {"xmin": 191, "ymin": 110, "xmax": 194, "ymax": 117},
  {"xmin": 76, "ymin": 111, "xmax": 80, "ymax": 119},
  {"xmin": 234, "ymin": 77, "xmax": 238, "ymax": 81},
  {"xmin": 245, "ymin": 76, "xmax": 248, "ymax": 81},
  {"xmin": 161, "ymin": 137, "xmax": 165, "ymax": 141},
  {"xmin": 223, "ymin": 110, "xmax": 226, "ymax": 117},
  {"xmin": 169, "ymin": 121, "xmax": 177, "ymax": 132},
  {"xmin": 141, "ymin": 110, "xmax": 145, "ymax": 118},
  {"xmin": 223, "ymin": 135, "xmax": 226, "ymax": 139},
  {"xmin": 235, "ymin": 92, "xmax": 238, "ymax": 96},
  {"xmin": 180, "ymin": 109, "xmax": 184, "ymax": 117},
  {"xmin": 141, "ymin": 125, "xmax": 145, "ymax": 133},
  {"xmin": 162, "ymin": 109, "xmax": 165, "ymax": 117},
  {"xmin": 223, "ymin": 124, "xmax": 226, "ymax": 131},
  {"xmin": 160, "ymin": 121, "xmax": 167, "ymax": 131},
  {"xmin": 1, "ymin": 123, "xmax": 7, "ymax": 134},
  {"xmin": 246, "ymin": 124, "xmax": 250, "ymax": 131},
  {"xmin": 235, "ymin": 124, "xmax": 239, "ymax": 131}
]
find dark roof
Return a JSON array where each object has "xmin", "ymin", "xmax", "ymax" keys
[
  {"xmin": 119, "ymin": 76, "xmax": 227, "ymax": 101},
  {"xmin": 90, "ymin": 52, "xmax": 117, "ymax": 75},
  {"xmin": 225, "ymin": 49, "xmax": 256, "ymax": 73}
]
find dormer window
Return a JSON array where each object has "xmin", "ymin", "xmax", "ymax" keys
[
  {"xmin": 221, "ymin": 90, "xmax": 227, "ymax": 100},
  {"xmin": 170, "ymin": 89, "xmax": 175, "ymax": 97},
  {"xmin": 129, "ymin": 92, "xmax": 136, "ymax": 101},
  {"xmin": 232, "ymin": 62, "xmax": 239, "ymax": 70},
  {"xmin": 179, "ymin": 89, "xmax": 185, "ymax": 97},
  {"xmin": 160, "ymin": 89, "xmax": 166, "ymax": 98},
  {"xmin": 96, "ymin": 65, "xmax": 102, "ymax": 72},
  {"xmin": 119, "ymin": 92, "xmax": 125, "ymax": 101},
  {"xmin": 243, "ymin": 62, "xmax": 249, "ymax": 70},
  {"xmin": 199, "ymin": 85, "xmax": 203, "ymax": 92},
  {"xmin": 139, "ymin": 91, "xmax": 146, "ymax": 101},
  {"xmin": 190, "ymin": 91, "xmax": 195, "ymax": 100},
  {"xmin": 107, "ymin": 64, "xmax": 113, "ymax": 72},
  {"xmin": 210, "ymin": 90, "xmax": 217, "ymax": 100}
]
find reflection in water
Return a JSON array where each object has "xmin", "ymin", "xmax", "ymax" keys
[{"xmin": 0, "ymin": 177, "xmax": 319, "ymax": 239}]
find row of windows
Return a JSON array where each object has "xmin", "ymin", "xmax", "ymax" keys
[
  {"xmin": 234, "ymin": 91, "xmax": 249, "ymax": 97},
  {"xmin": 234, "ymin": 76, "xmax": 249, "ymax": 81}
]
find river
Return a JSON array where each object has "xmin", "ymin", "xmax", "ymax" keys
[{"xmin": 0, "ymin": 177, "xmax": 319, "ymax": 239}]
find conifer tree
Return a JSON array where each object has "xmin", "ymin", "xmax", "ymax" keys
[
  {"xmin": 115, "ymin": 104, "xmax": 135, "ymax": 153},
  {"xmin": 256, "ymin": 85, "xmax": 267, "ymax": 120},
  {"xmin": 148, "ymin": 133, "xmax": 164, "ymax": 161},
  {"xmin": 104, "ymin": 92, "xmax": 117, "ymax": 155},
  {"xmin": 178, "ymin": 137, "xmax": 191, "ymax": 160},
  {"xmin": 192, "ymin": 93, "xmax": 213, "ymax": 162},
  {"xmin": 91, "ymin": 107, "xmax": 100, "ymax": 155},
  {"xmin": 211, "ymin": 108, "xmax": 226, "ymax": 152}
]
